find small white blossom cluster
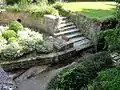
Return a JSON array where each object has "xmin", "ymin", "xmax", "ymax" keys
[{"xmin": 0, "ymin": 27, "xmax": 54, "ymax": 61}]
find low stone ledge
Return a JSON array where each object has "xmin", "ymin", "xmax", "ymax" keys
[{"xmin": 1, "ymin": 48, "xmax": 76, "ymax": 71}]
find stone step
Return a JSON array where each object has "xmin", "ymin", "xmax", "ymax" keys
[
  {"xmin": 54, "ymin": 29, "xmax": 79, "ymax": 37},
  {"xmin": 59, "ymin": 17, "xmax": 68, "ymax": 20},
  {"xmin": 59, "ymin": 25, "xmax": 76, "ymax": 31},
  {"xmin": 58, "ymin": 22, "xmax": 74, "ymax": 29},
  {"xmin": 68, "ymin": 36, "xmax": 87, "ymax": 44},
  {"xmin": 74, "ymin": 39, "xmax": 93, "ymax": 51},
  {"xmin": 59, "ymin": 20, "xmax": 69, "ymax": 24},
  {"xmin": 111, "ymin": 53, "xmax": 120, "ymax": 61},
  {"xmin": 113, "ymin": 56, "xmax": 120, "ymax": 61},
  {"xmin": 65, "ymin": 32, "xmax": 82, "ymax": 39},
  {"xmin": 74, "ymin": 39, "xmax": 91, "ymax": 47},
  {"xmin": 75, "ymin": 42, "xmax": 93, "ymax": 51}
]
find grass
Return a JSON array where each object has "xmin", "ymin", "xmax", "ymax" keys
[{"xmin": 63, "ymin": 2, "xmax": 116, "ymax": 20}]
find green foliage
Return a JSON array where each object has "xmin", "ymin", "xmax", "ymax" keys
[
  {"xmin": 116, "ymin": 0, "xmax": 120, "ymax": 28},
  {"xmin": 8, "ymin": 37, "xmax": 18, "ymax": 43},
  {"xmin": 0, "ymin": 33, "xmax": 3, "ymax": 38},
  {"xmin": 9, "ymin": 21, "xmax": 23, "ymax": 32},
  {"xmin": 19, "ymin": 0, "xmax": 29, "ymax": 9},
  {"xmin": 26, "ymin": 5, "xmax": 59, "ymax": 17},
  {"xmin": 2, "ymin": 30, "xmax": 17, "ymax": 40},
  {"xmin": 53, "ymin": 2, "xmax": 63, "ymax": 10},
  {"xmin": 47, "ymin": 52, "xmax": 113, "ymax": 90},
  {"xmin": 88, "ymin": 68, "xmax": 120, "ymax": 90},
  {"xmin": 97, "ymin": 28, "xmax": 120, "ymax": 53},
  {"xmin": 53, "ymin": 2, "xmax": 71, "ymax": 16},
  {"xmin": 0, "ymin": 42, "xmax": 23, "ymax": 61},
  {"xmin": 36, "ymin": 40, "xmax": 53, "ymax": 54},
  {"xmin": 0, "ymin": 27, "xmax": 54, "ymax": 61},
  {"xmin": 48, "ymin": 0, "xmax": 56, "ymax": 3},
  {"xmin": 6, "ymin": 0, "xmax": 21, "ymax": 5},
  {"xmin": 36, "ymin": 0, "xmax": 48, "ymax": 6},
  {"xmin": 5, "ymin": 5, "xmax": 21, "ymax": 13}
]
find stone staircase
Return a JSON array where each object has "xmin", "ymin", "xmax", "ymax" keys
[{"xmin": 54, "ymin": 17, "xmax": 93, "ymax": 51}]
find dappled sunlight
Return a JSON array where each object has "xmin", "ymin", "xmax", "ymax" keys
[
  {"xmin": 63, "ymin": 2, "xmax": 116, "ymax": 11},
  {"xmin": 80, "ymin": 8, "xmax": 115, "ymax": 19},
  {"xmin": 63, "ymin": 2, "xmax": 116, "ymax": 19}
]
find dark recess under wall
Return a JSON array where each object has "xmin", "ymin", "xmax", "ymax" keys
[{"xmin": 101, "ymin": 18, "xmax": 118, "ymax": 30}]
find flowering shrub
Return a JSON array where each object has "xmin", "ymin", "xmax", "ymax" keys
[
  {"xmin": 0, "ymin": 42, "xmax": 23, "ymax": 61},
  {"xmin": 0, "ymin": 24, "xmax": 54, "ymax": 61},
  {"xmin": 36, "ymin": 40, "xmax": 53, "ymax": 53}
]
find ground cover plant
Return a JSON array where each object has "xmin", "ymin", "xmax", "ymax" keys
[{"xmin": 0, "ymin": 21, "xmax": 53, "ymax": 61}]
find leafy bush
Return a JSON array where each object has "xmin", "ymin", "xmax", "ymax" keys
[
  {"xmin": 26, "ymin": 5, "xmax": 59, "ymax": 17},
  {"xmin": 2, "ymin": 30, "xmax": 17, "ymax": 40},
  {"xmin": 48, "ymin": 0, "xmax": 56, "ymax": 3},
  {"xmin": 36, "ymin": 40, "xmax": 53, "ymax": 53},
  {"xmin": 6, "ymin": 0, "xmax": 21, "ymax": 5},
  {"xmin": 5, "ymin": 5, "xmax": 21, "ymax": 13},
  {"xmin": 53, "ymin": 2, "xmax": 63, "ymax": 10},
  {"xmin": 97, "ymin": 28, "xmax": 120, "ymax": 53},
  {"xmin": 8, "ymin": 37, "xmax": 18, "ymax": 43},
  {"xmin": 88, "ymin": 68, "xmax": 120, "ymax": 90},
  {"xmin": 19, "ymin": 0, "xmax": 29, "ymax": 9},
  {"xmin": 36, "ymin": 0, "xmax": 48, "ymax": 5},
  {"xmin": 0, "ymin": 25, "xmax": 54, "ymax": 61},
  {"xmin": 53, "ymin": 2, "xmax": 72, "ymax": 17},
  {"xmin": 9, "ymin": 21, "xmax": 23, "ymax": 32},
  {"xmin": 47, "ymin": 52, "xmax": 113, "ymax": 90},
  {"xmin": 0, "ymin": 38, "xmax": 7, "ymax": 52},
  {"xmin": 0, "ymin": 42, "xmax": 23, "ymax": 61}
]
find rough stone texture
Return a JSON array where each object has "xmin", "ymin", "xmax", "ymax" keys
[
  {"xmin": 49, "ymin": 37, "xmax": 73, "ymax": 51},
  {"xmin": 0, "ymin": 67, "xmax": 17, "ymax": 90},
  {"xmin": 15, "ymin": 62, "xmax": 75, "ymax": 90},
  {"xmin": 16, "ymin": 68, "xmax": 63, "ymax": 90},
  {"xmin": 0, "ymin": 11, "xmax": 59, "ymax": 34},
  {"xmin": 15, "ymin": 65, "xmax": 49, "ymax": 83},
  {"xmin": 69, "ymin": 13, "xmax": 102, "ymax": 45},
  {"xmin": 44, "ymin": 15, "xmax": 59, "ymax": 34},
  {"xmin": 1, "ymin": 48, "xmax": 76, "ymax": 71}
]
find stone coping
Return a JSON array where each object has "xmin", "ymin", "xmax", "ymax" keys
[{"xmin": 1, "ymin": 48, "xmax": 76, "ymax": 71}]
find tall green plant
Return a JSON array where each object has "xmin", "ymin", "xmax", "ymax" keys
[
  {"xmin": 19, "ymin": 0, "xmax": 29, "ymax": 9},
  {"xmin": 36, "ymin": 0, "xmax": 48, "ymax": 6},
  {"xmin": 116, "ymin": 0, "xmax": 120, "ymax": 27}
]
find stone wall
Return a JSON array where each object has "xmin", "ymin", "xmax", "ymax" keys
[
  {"xmin": 0, "ymin": 11, "xmax": 59, "ymax": 34},
  {"xmin": 69, "ymin": 13, "xmax": 102, "ymax": 45}
]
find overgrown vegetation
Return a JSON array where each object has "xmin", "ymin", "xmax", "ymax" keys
[
  {"xmin": 6, "ymin": 0, "xmax": 21, "ymax": 5},
  {"xmin": 5, "ymin": 0, "xmax": 59, "ymax": 17},
  {"xmin": 47, "ymin": 52, "xmax": 113, "ymax": 90},
  {"xmin": 97, "ymin": 28, "xmax": 120, "ymax": 53},
  {"xmin": 87, "ymin": 68, "xmax": 120, "ymax": 90},
  {"xmin": 26, "ymin": 4, "xmax": 59, "ymax": 17}
]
